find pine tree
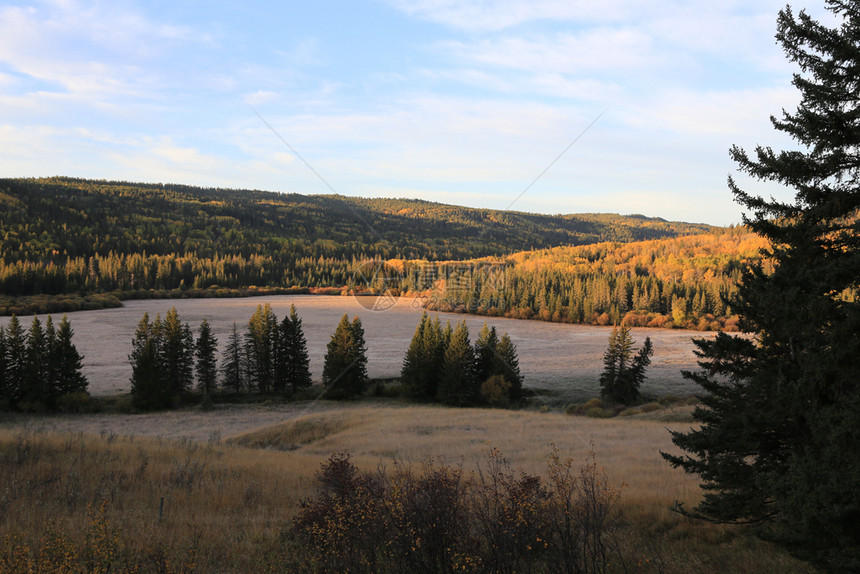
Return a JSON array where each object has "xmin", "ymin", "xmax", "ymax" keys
[
  {"xmin": 349, "ymin": 315, "xmax": 369, "ymax": 392},
  {"xmin": 598, "ymin": 325, "xmax": 633, "ymax": 403},
  {"xmin": 129, "ymin": 313, "xmax": 168, "ymax": 409},
  {"xmin": 22, "ymin": 316, "xmax": 49, "ymax": 409},
  {"xmin": 402, "ymin": 312, "xmax": 438, "ymax": 399},
  {"xmin": 245, "ymin": 304, "xmax": 278, "ymax": 394},
  {"xmin": 438, "ymin": 320, "xmax": 477, "ymax": 406},
  {"xmin": 54, "ymin": 315, "xmax": 87, "ymax": 397},
  {"xmin": 494, "ymin": 333, "xmax": 524, "ymax": 403},
  {"xmin": 664, "ymin": 3, "xmax": 860, "ymax": 571},
  {"xmin": 322, "ymin": 314, "xmax": 368, "ymax": 399},
  {"xmin": 473, "ymin": 322, "xmax": 499, "ymax": 386},
  {"xmin": 279, "ymin": 304, "xmax": 312, "ymax": 393},
  {"xmin": 43, "ymin": 316, "xmax": 58, "ymax": 401},
  {"xmin": 221, "ymin": 323, "xmax": 245, "ymax": 394},
  {"xmin": 4, "ymin": 316, "xmax": 25, "ymax": 407},
  {"xmin": 195, "ymin": 319, "xmax": 218, "ymax": 394},
  {"xmin": 160, "ymin": 307, "xmax": 194, "ymax": 400}
]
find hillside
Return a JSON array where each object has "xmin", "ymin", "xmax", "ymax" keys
[
  {"xmin": 1, "ymin": 176, "xmax": 712, "ymax": 263},
  {"xmin": 416, "ymin": 227, "xmax": 769, "ymax": 330},
  {"xmin": 0, "ymin": 177, "xmax": 716, "ymax": 309}
]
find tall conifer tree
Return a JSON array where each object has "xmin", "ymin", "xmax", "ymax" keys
[
  {"xmin": 195, "ymin": 319, "xmax": 218, "ymax": 394},
  {"xmin": 664, "ymin": 3, "xmax": 860, "ymax": 571}
]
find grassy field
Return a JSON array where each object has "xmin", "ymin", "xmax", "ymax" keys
[{"xmin": 0, "ymin": 402, "xmax": 815, "ymax": 573}]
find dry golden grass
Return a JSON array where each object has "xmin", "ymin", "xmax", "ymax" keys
[{"xmin": 0, "ymin": 403, "xmax": 816, "ymax": 573}]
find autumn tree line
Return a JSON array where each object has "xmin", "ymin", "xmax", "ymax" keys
[{"xmin": 0, "ymin": 177, "xmax": 740, "ymax": 332}]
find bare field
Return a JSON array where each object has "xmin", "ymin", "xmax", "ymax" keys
[{"xmin": 0, "ymin": 295, "xmax": 707, "ymax": 401}]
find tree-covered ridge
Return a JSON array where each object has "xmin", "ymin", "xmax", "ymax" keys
[
  {"xmin": 0, "ymin": 176, "xmax": 712, "ymax": 266},
  {"xmin": 415, "ymin": 227, "xmax": 769, "ymax": 330}
]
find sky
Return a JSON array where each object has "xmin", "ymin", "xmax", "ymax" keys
[{"xmin": 0, "ymin": 0, "xmax": 831, "ymax": 226}]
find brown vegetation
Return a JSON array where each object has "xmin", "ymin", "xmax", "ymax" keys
[{"xmin": 0, "ymin": 404, "xmax": 813, "ymax": 572}]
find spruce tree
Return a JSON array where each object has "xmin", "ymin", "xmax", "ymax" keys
[
  {"xmin": 663, "ymin": 3, "xmax": 860, "ymax": 571},
  {"xmin": 245, "ymin": 304, "xmax": 278, "ymax": 394},
  {"xmin": 349, "ymin": 315, "xmax": 369, "ymax": 393},
  {"xmin": 473, "ymin": 322, "xmax": 499, "ymax": 386},
  {"xmin": 598, "ymin": 325, "xmax": 633, "ymax": 403},
  {"xmin": 401, "ymin": 312, "xmax": 431, "ymax": 399},
  {"xmin": 160, "ymin": 307, "xmax": 194, "ymax": 400},
  {"xmin": 54, "ymin": 315, "xmax": 87, "ymax": 397},
  {"xmin": 129, "ymin": 313, "xmax": 168, "ymax": 409},
  {"xmin": 322, "ymin": 314, "xmax": 368, "ymax": 399},
  {"xmin": 4, "ymin": 316, "xmax": 25, "ymax": 407},
  {"xmin": 43, "ymin": 316, "xmax": 58, "ymax": 401},
  {"xmin": 279, "ymin": 304, "xmax": 312, "ymax": 393},
  {"xmin": 438, "ymin": 320, "xmax": 477, "ymax": 406},
  {"xmin": 221, "ymin": 323, "xmax": 245, "ymax": 394},
  {"xmin": 22, "ymin": 316, "xmax": 48, "ymax": 409},
  {"xmin": 494, "ymin": 333, "xmax": 524, "ymax": 403},
  {"xmin": 195, "ymin": 319, "xmax": 218, "ymax": 394}
]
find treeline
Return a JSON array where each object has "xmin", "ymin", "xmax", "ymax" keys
[
  {"xmin": 0, "ymin": 315, "xmax": 88, "ymax": 411},
  {"xmin": 0, "ymin": 177, "xmax": 711, "ymax": 299},
  {"xmin": 128, "ymin": 304, "xmax": 312, "ymax": 409},
  {"xmin": 126, "ymin": 305, "xmax": 523, "ymax": 410}
]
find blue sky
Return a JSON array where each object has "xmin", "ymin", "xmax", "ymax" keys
[{"xmin": 0, "ymin": 0, "xmax": 827, "ymax": 225}]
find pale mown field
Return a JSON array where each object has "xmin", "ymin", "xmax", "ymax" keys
[{"xmin": 0, "ymin": 294, "xmax": 706, "ymax": 403}]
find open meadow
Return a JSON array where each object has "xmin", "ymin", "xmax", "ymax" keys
[
  {"xmin": 0, "ymin": 403, "xmax": 812, "ymax": 573},
  {"xmin": 0, "ymin": 294, "xmax": 707, "ymax": 404}
]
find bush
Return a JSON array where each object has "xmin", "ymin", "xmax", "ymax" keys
[
  {"xmin": 479, "ymin": 375, "xmax": 511, "ymax": 407},
  {"xmin": 585, "ymin": 406, "xmax": 615, "ymax": 419},
  {"xmin": 290, "ymin": 446, "xmax": 621, "ymax": 573}
]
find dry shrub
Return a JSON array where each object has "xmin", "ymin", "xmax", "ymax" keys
[
  {"xmin": 480, "ymin": 375, "xmax": 512, "ymax": 407},
  {"xmin": 290, "ymin": 445, "xmax": 621, "ymax": 573}
]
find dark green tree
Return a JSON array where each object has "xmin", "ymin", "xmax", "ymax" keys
[
  {"xmin": 438, "ymin": 320, "xmax": 477, "ymax": 406},
  {"xmin": 494, "ymin": 333, "xmax": 524, "ymax": 403},
  {"xmin": 277, "ymin": 304, "xmax": 312, "ymax": 393},
  {"xmin": 129, "ymin": 313, "xmax": 168, "ymax": 409},
  {"xmin": 221, "ymin": 323, "xmax": 245, "ymax": 394},
  {"xmin": 22, "ymin": 316, "xmax": 49, "ymax": 409},
  {"xmin": 54, "ymin": 315, "xmax": 88, "ymax": 397},
  {"xmin": 473, "ymin": 322, "xmax": 499, "ymax": 386},
  {"xmin": 43, "ymin": 316, "xmax": 58, "ymax": 401},
  {"xmin": 663, "ymin": 3, "xmax": 860, "ymax": 571},
  {"xmin": 599, "ymin": 326, "xmax": 652, "ymax": 405},
  {"xmin": 160, "ymin": 307, "xmax": 194, "ymax": 400},
  {"xmin": 195, "ymin": 318, "xmax": 218, "ymax": 394},
  {"xmin": 598, "ymin": 325, "xmax": 633, "ymax": 403},
  {"xmin": 322, "ymin": 314, "xmax": 368, "ymax": 399},
  {"xmin": 245, "ymin": 304, "xmax": 278, "ymax": 394},
  {"xmin": 4, "ymin": 316, "xmax": 25, "ymax": 407}
]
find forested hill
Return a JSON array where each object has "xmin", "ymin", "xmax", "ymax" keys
[{"xmin": 1, "ymin": 177, "xmax": 713, "ymax": 265}]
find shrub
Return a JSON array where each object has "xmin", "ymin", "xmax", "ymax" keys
[
  {"xmin": 479, "ymin": 375, "xmax": 511, "ymax": 406},
  {"xmin": 290, "ymin": 446, "xmax": 621, "ymax": 573},
  {"xmin": 585, "ymin": 407, "xmax": 615, "ymax": 419}
]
